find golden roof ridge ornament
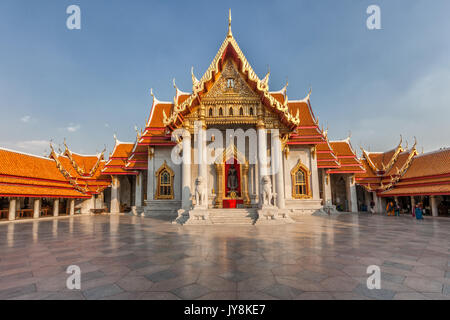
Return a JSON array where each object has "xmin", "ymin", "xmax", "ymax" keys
[
  {"xmin": 306, "ymin": 86, "xmax": 312, "ymax": 101},
  {"xmin": 227, "ymin": 8, "xmax": 232, "ymax": 38},
  {"xmin": 191, "ymin": 66, "xmax": 199, "ymax": 88},
  {"xmin": 261, "ymin": 65, "xmax": 270, "ymax": 88}
]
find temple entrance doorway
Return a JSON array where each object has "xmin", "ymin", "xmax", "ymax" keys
[
  {"xmin": 214, "ymin": 145, "xmax": 250, "ymax": 209},
  {"xmin": 223, "ymin": 158, "xmax": 242, "ymax": 208}
]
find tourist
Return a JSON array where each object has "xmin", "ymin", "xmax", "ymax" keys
[
  {"xmin": 415, "ymin": 203, "xmax": 424, "ymax": 220},
  {"xmin": 386, "ymin": 201, "xmax": 395, "ymax": 216},
  {"xmin": 370, "ymin": 200, "xmax": 375, "ymax": 214},
  {"xmin": 394, "ymin": 202, "xmax": 400, "ymax": 216}
]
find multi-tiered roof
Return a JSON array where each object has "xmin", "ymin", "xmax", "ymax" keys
[
  {"xmin": 0, "ymin": 141, "xmax": 111, "ymax": 199},
  {"xmin": 111, "ymin": 11, "xmax": 333, "ymax": 175},
  {"xmin": 356, "ymin": 137, "xmax": 418, "ymax": 192}
]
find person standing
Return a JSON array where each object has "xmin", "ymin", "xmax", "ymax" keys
[
  {"xmin": 370, "ymin": 200, "xmax": 375, "ymax": 214},
  {"xmin": 394, "ymin": 202, "xmax": 400, "ymax": 216},
  {"xmin": 386, "ymin": 201, "xmax": 394, "ymax": 216},
  {"xmin": 415, "ymin": 203, "xmax": 424, "ymax": 220}
]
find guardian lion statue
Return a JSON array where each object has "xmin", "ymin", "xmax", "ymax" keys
[
  {"xmin": 194, "ymin": 176, "xmax": 207, "ymax": 207},
  {"xmin": 261, "ymin": 176, "xmax": 273, "ymax": 206}
]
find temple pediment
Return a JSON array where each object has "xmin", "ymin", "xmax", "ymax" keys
[{"xmin": 202, "ymin": 59, "xmax": 260, "ymax": 103}]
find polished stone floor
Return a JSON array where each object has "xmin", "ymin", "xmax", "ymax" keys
[{"xmin": 0, "ymin": 213, "xmax": 449, "ymax": 300}]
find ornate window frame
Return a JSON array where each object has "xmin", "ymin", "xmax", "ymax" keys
[
  {"xmin": 290, "ymin": 159, "xmax": 312, "ymax": 199},
  {"xmin": 155, "ymin": 161, "xmax": 174, "ymax": 200}
]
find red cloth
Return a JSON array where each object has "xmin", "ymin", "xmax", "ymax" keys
[{"xmin": 223, "ymin": 199, "xmax": 243, "ymax": 208}]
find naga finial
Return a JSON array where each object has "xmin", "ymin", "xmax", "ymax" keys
[
  {"xmin": 306, "ymin": 86, "xmax": 312, "ymax": 101},
  {"xmin": 191, "ymin": 66, "xmax": 199, "ymax": 87}
]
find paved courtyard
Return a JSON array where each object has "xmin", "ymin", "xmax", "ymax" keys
[{"xmin": 0, "ymin": 213, "xmax": 449, "ymax": 300}]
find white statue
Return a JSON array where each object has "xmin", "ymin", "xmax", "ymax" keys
[
  {"xmin": 261, "ymin": 176, "xmax": 273, "ymax": 206},
  {"xmin": 194, "ymin": 176, "xmax": 207, "ymax": 207}
]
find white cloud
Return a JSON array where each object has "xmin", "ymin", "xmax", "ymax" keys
[
  {"xmin": 14, "ymin": 140, "xmax": 50, "ymax": 155},
  {"xmin": 21, "ymin": 115, "xmax": 31, "ymax": 123},
  {"xmin": 67, "ymin": 124, "xmax": 81, "ymax": 132}
]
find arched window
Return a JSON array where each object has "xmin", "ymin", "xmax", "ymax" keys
[
  {"xmin": 294, "ymin": 170, "xmax": 306, "ymax": 196},
  {"xmin": 249, "ymin": 107, "xmax": 254, "ymax": 116},
  {"xmin": 239, "ymin": 107, "xmax": 244, "ymax": 116},
  {"xmin": 229, "ymin": 107, "xmax": 233, "ymax": 116},
  {"xmin": 219, "ymin": 107, "xmax": 223, "ymax": 116},
  {"xmin": 155, "ymin": 161, "xmax": 174, "ymax": 199},
  {"xmin": 290, "ymin": 160, "xmax": 311, "ymax": 199},
  {"xmin": 209, "ymin": 108, "xmax": 213, "ymax": 116}
]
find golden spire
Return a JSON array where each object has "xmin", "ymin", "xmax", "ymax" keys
[{"xmin": 227, "ymin": 8, "xmax": 232, "ymax": 38}]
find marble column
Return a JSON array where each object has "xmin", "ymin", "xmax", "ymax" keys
[
  {"xmin": 69, "ymin": 199, "xmax": 75, "ymax": 216},
  {"xmin": 257, "ymin": 127, "xmax": 267, "ymax": 208},
  {"xmin": 8, "ymin": 197, "xmax": 16, "ymax": 221},
  {"xmin": 147, "ymin": 147, "xmax": 154, "ymax": 201},
  {"xmin": 110, "ymin": 175, "xmax": 120, "ymax": 214},
  {"xmin": 33, "ymin": 198, "xmax": 41, "ymax": 219},
  {"xmin": 196, "ymin": 123, "xmax": 207, "ymax": 208},
  {"xmin": 345, "ymin": 175, "xmax": 358, "ymax": 212},
  {"xmin": 135, "ymin": 172, "xmax": 143, "ymax": 207},
  {"xmin": 310, "ymin": 147, "xmax": 320, "ymax": 200},
  {"xmin": 322, "ymin": 171, "xmax": 332, "ymax": 207},
  {"xmin": 271, "ymin": 130, "xmax": 285, "ymax": 209},
  {"xmin": 53, "ymin": 199, "xmax": 59, "ymax": 217},
  {"xmin": 430, "ymin": 195, "xmax": 438, "ymax": 217},
  {"xmin": 181, "ymin": 129, "xmax": 192, "ymax": 210}
]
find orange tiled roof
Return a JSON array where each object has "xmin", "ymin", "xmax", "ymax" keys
[
  {"xmin": 378, "ymin": 148, "xmax": 450, "ymax": 196},
  {"xmin": 356, "ymin": 143, "xmax": 418, "ymax": 193},
  {"xmin": 361, "ymin": 138, "xmax": 403, "ymax": 174},
  {"xmin": 402, "ymin": 148, "xmax": 450, "ymax": 179},
  {"xmin": 102, "ymin": 140, "xmax": 138, "ymax": 175},
  {"xmin": 380, "ymin": 184, "xmax": 450, "ymax": 197},
  {"xmin": 326, "ymin": 139, "xmax": 365, "ymax": 174},
  {"xmin": 0, "ymin": 148, "xmax": 90, "ymax": 198},
  {"xmin": 49, "ymin": 145, "xmax": 111, "ymax": 195},
  {"xmin": 316, "ymin": 135, "xmax": 340, "ymax": 169}
]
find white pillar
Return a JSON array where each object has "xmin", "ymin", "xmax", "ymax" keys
[
  {"xmin": 430, "ymin": 196, "xmax": 438, "ymax": 217},
  {"xmin": 33, "ymin": 198, "xmax": 41, "ymax": 219},
  {"xmin": 53, "ymin": 199, "xmax": 59, "ymax": 217},
  {"xmin": 271, "ymin": 130, "xmax": 285, "ymax": 209},
  {"xmin": 135, "ymin": 172, "xmax": 143, "ymax": 207},
  {"xmin": 310, "ymin": 147, "xmax": 320, "ymax": 200},
  {"xmin": 345, "ymin": 175, "xmax": 358, "ymax": 212},
  {"xmin": 111, "ymin": 175, "xmax": 120, "ymax": 214},
  {"xmin": 181, "ymin": 129, "xmax": 192, "ymax": 210},
  {"xmin": 257, "ymin": 127, "xmax": 267, "ymax": 208},
  {"xmin": 195, "ymin": 124, "xmax": 208, "ymax": 208},
  {"xmin": 147, "ymin": 147, "xmax": 154, "ymax": 201},
  {"xmin": 69, "ymin": 199, "xmax": 75, "ymax": 216},
  {"xmin": 322, "ymin": 171, "xmax": 332, "ymax": 207},
  {"xmin": 380, "ymin": 197, "xmax": 386, "ymax": 214},
  {"xmin": 8, "ymin": 197, "xmax": 16, "ymax": 221}
]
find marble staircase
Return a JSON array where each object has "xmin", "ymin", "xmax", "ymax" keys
[{"xmin": 208, "ymin": 208, "xmax": 258, "ymax": 225}]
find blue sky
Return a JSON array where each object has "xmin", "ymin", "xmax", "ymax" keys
[{"xmin": 0, "ymin": 0, "xmax": 449, "ymax": 156}]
